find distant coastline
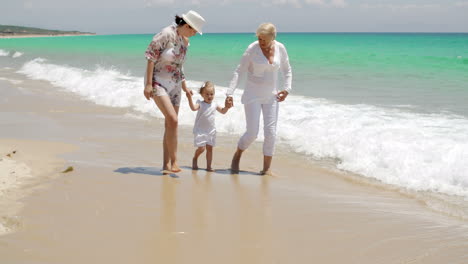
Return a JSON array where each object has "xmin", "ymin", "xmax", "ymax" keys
[{"xmin": 0, "ymin": 25, "xmax": 95, "ymax": 38}]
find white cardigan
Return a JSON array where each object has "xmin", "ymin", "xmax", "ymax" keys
[{"xmin": 227, "ymin": 40, "xmax": 292, "ymax": 104}]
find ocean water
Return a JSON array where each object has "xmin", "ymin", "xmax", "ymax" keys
[{"xmin": 1, "ymin": 32, "xmax": 468, "ymax": 216}]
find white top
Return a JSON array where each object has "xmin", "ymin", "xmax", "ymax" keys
[
  {"xmin": 227, "ymin": 40, "xmax": 292, "ymax": 104},
  {"xmin": 193, "ymin": 100, "xmax": 218, "ymax": 135}
]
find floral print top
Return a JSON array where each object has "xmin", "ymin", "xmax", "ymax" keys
[{"xmin": 145, "ymin": 25, "xmax": 188, "ymax": 88}]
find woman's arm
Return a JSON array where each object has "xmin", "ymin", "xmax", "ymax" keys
[
  {"xmin": 226, "ymin": 45, "xmax": 252, "ymax": 97},
  {"xmin": 280, "ymin": 44, "xmax": 292, "ymax": 93},
  {"xmin": 277, "ymin": 44, "xmax": 292, "ymax": 102},
  {"xmin": 144, "ymin": 60, "xmax": 155, "ymax": 100},
  {"xmin": 181, "ymin": 80, "xmax": 193, "ymax": 95},
  {"xmin": 143, "ymin": 30, "xmax": 170, "ymax": 100}
]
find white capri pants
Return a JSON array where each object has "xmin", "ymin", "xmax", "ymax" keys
[{"xmin": 238, "ymin": 101, "xmax": 279, "ymax": 156}]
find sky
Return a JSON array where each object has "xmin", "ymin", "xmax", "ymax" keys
[{"xmin": 2, "ymin": 0, "xmax": 468, "ymax": 34}]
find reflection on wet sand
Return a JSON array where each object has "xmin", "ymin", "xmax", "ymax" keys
[
  {"xmin": 191, "ymin": 169, "xmax": 213, "ymax": 237},
  {"xmin": 155, "ymin": 175, "xmax": 179, "ymax": 263},
  {"xmin": 230, "ymin": 174, "xmax": 273, "ymax": 263},
  {"xmin": 150, "ymin": 171, "xmax": 275, "ymax": 263}
]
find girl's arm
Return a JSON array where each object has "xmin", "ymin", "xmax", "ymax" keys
[
  {"xmin": 216, "ymin": 105, "xmax": 230, "ymax": 114},
  {"xmin": 186, "ymin": 93, "xmax": 200, "ymax": 111}
]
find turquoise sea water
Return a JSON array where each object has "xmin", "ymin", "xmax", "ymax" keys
[
  {"xmin": 1, "ymin": 33, "xmax": 468, "ymax": 216},
  {"xmin": 1, "ymin": 33, "xmax": 467, "ymax": 114}
]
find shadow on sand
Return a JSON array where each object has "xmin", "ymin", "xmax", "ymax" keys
[{"xmin": 114, "ymin": 167, "xmax": 179, "ymax": 178}]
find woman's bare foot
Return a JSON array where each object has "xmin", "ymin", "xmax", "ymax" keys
[
  {"xmin": 230, "ymin": 156, "xmax": 240, "ymax": 174},
  {"xmin": 206, "ymin": 167, "xmax": 215, "ymax": 172},
  {"xmin": 192, "ymin": 158, "xmax": 199, "ymax": 170},
  {"xmin": 171, "ymin": 162, "xmax": 182, "ymax": 173},
  {"xmin": 259, "ymin": 169, "xmax": 273, "ymax": 176},
  {"xmin": 230, "ymin": 148, "xmax": 243, "ymax": 174}
]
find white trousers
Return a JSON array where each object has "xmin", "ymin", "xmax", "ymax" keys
[{"xmin": 238, "ymin": 101, "xmax": 279, "ymax": 156}]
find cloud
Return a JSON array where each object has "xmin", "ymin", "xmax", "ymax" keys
[
  {"xmin": 23, "ymin": 1, "xmax": 33, "ymax": 9},
  {"xmin": 271, "ymin": 0, "xmax": 302, "ymax": 8},
  {"xmin": 277, "ymin": 0, "xmax": 348, "ymax": 8},
  {"xmin": 304, "ymin": 0, "xmax": 326, "ymax": 5},
  {"xmin": 144, "ymin": 0, "xmax": 348, "ymax": 8},
  {"xmin": 144, "ymin": 0, "xmax": 242, "ymax": 6},
  {"xmin": 360, "ymin": 3, "xmax": 440, "ymax": 10},
  {"xmin": 330, "ymin": 0, "xmax": 347, "ymax": 8},
  {"xmin": 455, "ymin": 1, "xmax": 468, "ymax": 7}
]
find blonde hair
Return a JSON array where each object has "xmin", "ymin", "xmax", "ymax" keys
[
  {"xmin": 199, "ymin": 81, "xmax": 214, "ymax": 94},
  {"xmin": 256, "ymin": 23, "xmax": 276, "ymax": 39}
]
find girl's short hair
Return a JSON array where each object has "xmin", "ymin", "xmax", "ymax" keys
[
  {"xmin": 256, "ymin": 23, "xmax": 276, "ymax": 39},
  {"xmin": 199, "ymin": 81, "xmax": 214, "ymax": 94}
]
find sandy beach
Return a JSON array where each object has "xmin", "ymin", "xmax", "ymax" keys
[
  {"xmin": 0, "ymin": 139, "xmax": 74, "ymax": 234},
  {"xmin": 1, "ymin": 67, "xmax": 467, "ymax": 263}
]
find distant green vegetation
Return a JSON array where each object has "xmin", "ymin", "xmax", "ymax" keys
[{"xmin": 0, "ymin": 25, "xmax": 94, "ymax": 36}]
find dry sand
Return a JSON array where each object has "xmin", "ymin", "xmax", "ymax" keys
[{"xmin": 0, "ymin": 68, "xmax": 467, "ymax": 263}]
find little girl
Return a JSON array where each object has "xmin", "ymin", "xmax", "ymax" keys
[{"xmin": 186, "ymin": 81, "xmax": 232, "ymax": 171}]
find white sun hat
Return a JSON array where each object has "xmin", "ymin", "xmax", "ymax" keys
[{"xmin": 182, "ymin": 10, "xmax": 206, "ymax": 35}]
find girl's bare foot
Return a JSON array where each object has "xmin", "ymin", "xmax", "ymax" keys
[
  {"xmin": 192, "ymin": 158, "xmax": 199, "ymax": 170},
  {"xmin": 206, "ymin": 167, "xmax": 215, "ymax": 172}
]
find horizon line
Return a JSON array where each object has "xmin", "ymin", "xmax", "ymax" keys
[{"xmin": 105, "ymin": 31, "xmax": 468, "ymax": 35}]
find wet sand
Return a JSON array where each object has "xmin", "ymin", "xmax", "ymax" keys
[
  {"xmin": 0, "ymin": 69, "xmax": 467, "ymax": 263},
  {"xmin": 0, "ymin": 139, "xmax": 74, "ymax": 234}
]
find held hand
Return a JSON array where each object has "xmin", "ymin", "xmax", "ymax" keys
[
  {"xmin": 144, "ymin": 84, "xmax": 153, "ymax": 100},
  {"xmin": 276, "ymin": 90, "xmax": 289, "ymax": 102},
  {"xmin": 225, "ymin": 96, "xmax": 234, "ymax": 108},
  {"xmin": 185, "ymin": 89, "xmax": 193, "ymax": 97}
]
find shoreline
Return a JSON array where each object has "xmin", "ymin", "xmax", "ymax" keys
[
  {"xmin": 1, "ymin": 67, "xmax": 467, "ymax": 263},
  {"xmin": 0, "ymin": 33, "xmax": 96, "ymax": 39}
]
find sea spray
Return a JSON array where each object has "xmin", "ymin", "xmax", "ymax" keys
[{"xmin": 0, "ymin": 49, "xmax": 9, "ymax": 56}]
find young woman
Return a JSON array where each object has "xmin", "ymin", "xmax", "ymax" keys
[{"xmin": 144, "ymin": 10, "xmax": 205, "ymax": 173}]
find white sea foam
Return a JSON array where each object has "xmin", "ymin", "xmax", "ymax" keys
[
  {"xmin": 0, "ymin": 50, "xmax": 23, "ymax": 58},
  {"xmin": 17, "ymin": 58, "xmax": 468, "ymax": 200},
  {"xmin": 279, "ymin": 99, "xmax": 468, "ymax": 198},
  {"xmin": 0, "ymin": 77, "xmax": 23, "ymax": 85},
  {"xmin": 0, "ymin": 49, "xmax": 9, "ymax": 56},
  {"xmin": 12, "ymin": 52, "xmax": 23, "ymax": 58}
]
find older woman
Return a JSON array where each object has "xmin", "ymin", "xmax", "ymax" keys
[
  {"xmin": 144, "ymin": 10, "xmax": 205, "ymax": 173},
  {"xmin": 227, "ymin": 23, "xmax": 292, "ymax": 175}
]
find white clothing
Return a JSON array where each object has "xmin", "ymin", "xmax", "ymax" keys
[
  {"xmin": 193, "ymin": 100, "xmax": 218, "ymax": 147},
  {"xmin": 194, "ymin": 132, "xmax": 216, "ymax": 147},
  {"xmin": 238, "ymin": 101, "xmax": 279, "ymax": 156},
  {"xmin": 227, "ymin": 40, "xmax": 292, "ymax": 104},
  {"xmin": 228, "ymin": 40, "xmax": 292, "ymax": 156}
]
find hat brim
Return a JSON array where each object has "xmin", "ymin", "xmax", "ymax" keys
[{"xmin": 182, "ymin": 14, "xmax": 203, "ymax": 35}]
